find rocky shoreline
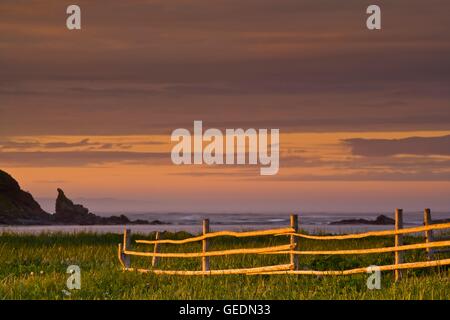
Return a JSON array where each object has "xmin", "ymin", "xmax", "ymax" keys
[
  {"xmin": 0, "ymin": 169, "xmax": 166, "ymax": 226},
  {"xmin": 329, "ymin": 214, "xmax": 395, "ymax": 225}
]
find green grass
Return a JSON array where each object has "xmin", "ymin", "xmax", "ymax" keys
[{"xmin": 0, "ymin": 231, "xmax": 448, "ymax": 300}]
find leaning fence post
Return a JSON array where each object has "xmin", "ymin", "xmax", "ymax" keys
[
  {"xmin": 423, "ymin": 208, "xmax": 434, "ymax": 260},
  {"xmin": 290, "ymin": 214, "xmax": 299, "ymax": 270},
  {"xmin": 202, "ymin": 219, "xmax": 210, "ymax": 272},
  {"xmin": 122, "ymin": 228, "xmax": 131, "ymax": 268},
  {"xmin": 394, "ymin": 209, "xmax": 403, "ymax": 281},
  {"xmin": 152, "ymin": 231, "xmax": 160, "ymax": 268}
]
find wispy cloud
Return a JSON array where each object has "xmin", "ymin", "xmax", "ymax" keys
[
  {"xmin": 0, "ymin": 138, "xmax": 165, "ymax": 151},
  {"xmin": 344, "ymin": 135, "xmax": 450, "ymax": 157},
  {"xmin": 0, "ymin": 151, "xmax": 169, "ymax": 167}
]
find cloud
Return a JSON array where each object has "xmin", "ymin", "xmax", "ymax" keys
[
  {"xmin": 43, "ymin": 139, "xmax": 93, "ymax": 149},
  {"xmin": 2, "ymin": 86, "xmax": 450, "ymax": 136},
  {"xmin": 251, "ymin": 171, "xmax": 450, "ymax": 182},
  {"xmin": 344, "ymin": 135, "xmax": 450, "ymax": 157},
  {"xmin": 2, "ymin": 0, "xmax": 450, "ymax": 89},
  {"xmin": 0, "ymin": 138, "xmax": 97, "ymax": 150},
  {"xmin": 0, "ymin": 138, "xmax": 165, "ymax": 151},
  {"xmin": 0, "ymin": 151, "xmax": 169, "ymax": 167},
  {"xmin": 1, "ymin": 0, "xmax": 450, "ymax": 135},
  {"xmin": 0, "ymin": 140, "xmax": 40, "ymax": 150}
]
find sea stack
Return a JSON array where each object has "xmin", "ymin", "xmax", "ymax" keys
[
  {"xmin": 54, "ymin": 188, "xmax": 99, "ymax": 224},
  {"xmin": 54, "ymin": 188, "xmax": 147, "ymax": 225},
  {"xmin": 0, "ymin": 169, "xmax": 162, "ymax": 226}
]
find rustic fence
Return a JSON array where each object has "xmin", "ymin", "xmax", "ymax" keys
[{"xmin": 118, "ymin": 209, "xmax": 450, "ymax": 279}]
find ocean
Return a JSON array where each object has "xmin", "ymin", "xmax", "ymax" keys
[{"xmin": 1, "ymin": 211, "xmax": 449, "ymax": 235}]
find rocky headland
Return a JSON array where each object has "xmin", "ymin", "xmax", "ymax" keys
[{"xmin": 0, "ymin": 169, "xmax": 164, "ymax": 226}]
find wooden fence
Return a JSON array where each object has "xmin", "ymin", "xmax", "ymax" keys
[{"xmin": 118, "ymin": 209, "xmax": 450, "ymax": 280}]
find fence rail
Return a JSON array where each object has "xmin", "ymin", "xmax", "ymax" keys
[
  {"xmin": 277, "ymin": 222, "xmax": 450, "ymax": 240},
  {"xmin": 118, "ymin": 208, "xmax": 450, "ymax": 279},
  {"xmin": 124, "ymin": 243, "xmax": 294, "ymax": 258},
  {"xmin": 135, "ymin": 227, "xmax": 295, "ymax": 245}
]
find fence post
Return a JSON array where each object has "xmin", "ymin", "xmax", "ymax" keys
[
  {"xmin": 394, "ymin": 209, "xmax": 403, "ymax": 281},
  {"xmin": 122, "ymin": 228, "xmax": 131, "ymax": 268},
  {"xmin": 290, "ymin": 214, "xmax": 299, "ymax": 270},
  {"xmin": 152, "ymin": 231, "xmax": 160, "ymax": 268},
  {"xmin": 202, "ymin": 219, "xmax": 210, "ymax": 272},
  {"xmin": 423, "ymin": 208, "xmax": 434, "ymax": 260}
]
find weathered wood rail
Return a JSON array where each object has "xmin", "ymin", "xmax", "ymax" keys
[{"xmin": 118, "ymin": 209, "xmax": 450, "ymax": 279}]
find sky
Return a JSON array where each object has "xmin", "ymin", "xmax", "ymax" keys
[{"xmin": 1, "ymin": 0, "xmax": 450, "ymax": 214}]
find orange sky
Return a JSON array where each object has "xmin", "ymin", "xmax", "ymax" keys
[
  {"xmin": 1, "ymin": 1, "xmax": 450, "ymax": 213},
  {"xmin": 2, "ymin": 130, "xmax": 450, "ymax": 213}
]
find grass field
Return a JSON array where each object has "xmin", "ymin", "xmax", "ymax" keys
[{"xmin": 0, "ymin": 231, "xmax": 449, "ymax": 300}]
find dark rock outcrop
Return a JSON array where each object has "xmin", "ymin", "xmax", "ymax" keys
[
  {"xmin": 0, "ymin": 169, "xmax": 166, "ymax": 225},
  {"xmin": 54, "ymin": 188, "xmax": 106, "ymax": 225},
  {"xmin": 330, "ymin": 214, "xmax": 395, "ymax": 225},
  {"xmin": 0, "ymin": 170, "xmax": 50, "ymax": 224},
  {"xmin": 53, "ymin": 188, "xmax": 158, "ymax": 225},
  {"xmin": 433, "ymin": 218, "xmax": 450, "ymax": 224}
]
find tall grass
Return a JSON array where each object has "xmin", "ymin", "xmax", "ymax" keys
[{"xmin": 0, "ymin": 231, "xmax": 448, "ymax": 299}]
